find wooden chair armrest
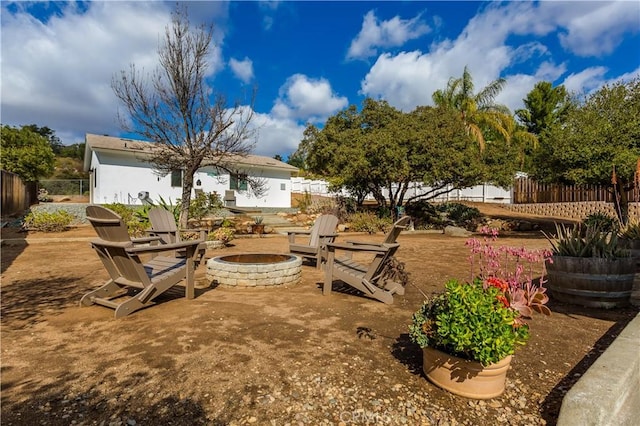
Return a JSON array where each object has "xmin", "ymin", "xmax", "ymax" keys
[
  {"xmin": 345, "ymin": 239, "xmax": 383, "ymax": 246},
  {"xmin": 287, "ymin": 230, "xmax": 312, "ymax": 235},
  {"xmin": 132, "ymin": 236, "xmax": 163, "ymax": 244},
  {"xmin": 125, "ymin": 239, "xmax": 204, "ymax": 254},
  {"xmin": 326, "ymin": 242, "xmax": 398, "ymax": 253}
]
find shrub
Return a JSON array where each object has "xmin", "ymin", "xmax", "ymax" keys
[
  {"xmin": 103, "ymin": 203, "xmax": 147, "ymax": 237},
  {"xmin": 436, "ymin": 202, "xmax": 483, "ymax": 231},
  {"xmin": 23, "ymin": 210, "xmax": 74, "ymax": 232},
  {"xmin": 405, "ymin": 200, "xmax": 442, "ymax": 230},
  {"xmin": 582, "ymin": 212, "xmax": 619, "ymax": 233},
  {"xmin": 348, "ymin": 211, "xmax": 392, "ymax": 233},
  {"xmin": 409, "ymin": 279, "xmax": 530, "ymax": 366},
  {"xmin": 208, "ymin": 227, "xmax": 235, "ymax": 244},
  {"xmin": 189, "ymin": 192, "xmax": 222, "ymax": 220}
]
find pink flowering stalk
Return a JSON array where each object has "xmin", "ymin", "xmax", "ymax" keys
[{"xmin": 466, "ymin": 227, "xmax": 552, "ymax": 324}]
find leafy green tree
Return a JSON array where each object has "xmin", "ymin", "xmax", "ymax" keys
[
  {"xmin": 305, "ymin": 98, "xmax": 519, "ymax": 214},
  {"xmin": 534, "ymin": 77, "xmax": 640, "ymax": 223},
  {"xmin": 433, "ymin": 66, "xmax": 519, "ymax": 150},
  {"xmin": 515, "ymin": 81, "xmax": 571, "ymax": 136},
  {"xmin": 59, "ymin": 143, "xmax": 86, "ymax": 160},
  {"xmin": 288, "ymin": 125, "xmax": 319, "ymax": 170},
  {"xmin": 273, "ymin": 154, "xmax": 283, "ymax": 162},
  {"xmin": 22, "ymin": 124, "xmax": 63, "ymax": 154},
  {"xmin": 0, "ymin": 125, "xmax": 55, "ymax": 181}
]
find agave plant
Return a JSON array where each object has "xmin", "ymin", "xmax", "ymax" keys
[
  {"xmin": 619, "ymin": 219, "xmax": 640, "ymax": 240},
  {"xmin": 543, "ymin": 223, "xmax": 629, "ymax": 259}
]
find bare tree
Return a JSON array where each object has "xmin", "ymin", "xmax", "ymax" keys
[{"xmin": 112, "ymin": 6, "xmax": 261, "ymax": 227}]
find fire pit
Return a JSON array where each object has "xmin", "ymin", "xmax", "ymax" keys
[{"xmin": 206, "ymin": 253, "xmax": 302, "ymax": 287}]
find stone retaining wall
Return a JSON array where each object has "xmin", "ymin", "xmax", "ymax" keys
[{"xmin": 503, "ymin": 201, "xmax": 640, "ymax": 221}]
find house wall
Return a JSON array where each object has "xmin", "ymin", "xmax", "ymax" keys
[{"xmin": 90, "ymin": 151, "xmax": 292, "ymax": 208}]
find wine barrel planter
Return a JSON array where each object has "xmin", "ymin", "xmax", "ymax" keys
[
  {"xmin": 618, "ymin": 239, "xmax": 640, "ymax": 307},
  {"xmin": 546, "ymin": 256, "xmax": 635, "ymax": 308}
]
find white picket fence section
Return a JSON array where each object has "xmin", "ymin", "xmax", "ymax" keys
[{"xmin": 290, "ymin": 177, "xmax": 512, "ymax": 204}]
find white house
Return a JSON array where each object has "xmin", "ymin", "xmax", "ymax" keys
[{"xmin": 83, "ymin": 133, "xmax": 298, "ymax": 208}]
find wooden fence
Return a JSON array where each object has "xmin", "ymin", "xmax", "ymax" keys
[
  {"xmin": 1, "ymin": 170, "xmax": 38, "ymax": 217},
  {"xmin": 512, "ymin": 177, "xmax": 638, "ymax": 204}
]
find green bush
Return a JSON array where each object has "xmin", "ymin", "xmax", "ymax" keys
[
  {"xmin": 103, "ymin": 203, "xmax": 147, "ymax": 237},
  {"xmin": 208, "ymin": 227, "xmax": 235, "ymax": 244},
  {"xmin": 348, "ymin": 211, "xmax": 392, "ymax": 233},
  {"xmin": 409, "ymin": 279, "xmax": 530, "ymax": 366},
  {"xmin": 189, "ymin": 192, "xmax": 223, "ymax": 220},
  {"xmin": 405, "ymin": 200, "xmax": 442, "ymax": 230},
  {"xmin": 23, "ymin": 210, "xmax": 74, "ymax": 232},
  {"xmin": 436, "ymin": 202, "xmax": 483, "ymax": 231},
  {"xmin": 582, "ymin": 212, "xmax": 619, "ymax": 233}
]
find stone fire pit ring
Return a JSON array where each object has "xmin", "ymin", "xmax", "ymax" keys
[{"xmin": 206, "ymin": 253, "xmax": 302, "ymax": 287}]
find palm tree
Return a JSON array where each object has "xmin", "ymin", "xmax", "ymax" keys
[{"xmin": 432, "ymin": 66, "xmax": 536, "ymax": 151}]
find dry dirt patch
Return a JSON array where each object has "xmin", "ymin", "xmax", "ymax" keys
[{"xmin": 1, "ymin": 222, "xmax": 637, "ymax": 425}]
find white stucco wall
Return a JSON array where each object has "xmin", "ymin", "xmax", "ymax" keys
[{"xmin": 90, "ymin": 151, "xmax": 292, "ymax": 208}]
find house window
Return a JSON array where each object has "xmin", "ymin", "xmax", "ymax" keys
[
  {"xmin": 280, "ymin": 183, "xmax": 286, "ymax": 191},
  {"xmin": 230, "ymin": 174, "xmax": 248, "ymax": 191},
  {"xmin": 171, "ymin": 170, "xmax": 183, "ymax": 187}
]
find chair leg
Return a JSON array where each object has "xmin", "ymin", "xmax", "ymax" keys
[
  {"xmin": 114, "ymin": 298, "xmax": 149, "ymax": 318},
  {"xmin": 80, "ymin": 280, "xmax": 125, "ymax": 306}
]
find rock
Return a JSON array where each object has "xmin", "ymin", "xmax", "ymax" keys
[
  {"xmin": 444, "ymin": 225, "xmax": 472, "ymax": 237},
  {"xmin": 337, "ymin": 224, "xmax": 348, "ymax": 232}
]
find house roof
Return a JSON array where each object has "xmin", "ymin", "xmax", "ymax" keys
[{"xmin": 84, "ymin": 133, "xmax": 299, "ymax": 173}]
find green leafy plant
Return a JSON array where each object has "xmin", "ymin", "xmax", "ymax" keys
[
  {"xmin": 409, "ymin": 279, "xmax": 530, "ymax": 366},
  {"xmin": 208, "ymin": 227, "xmax": 235, "ymax": 244},
  {"xmin": 23, "ymin": 210, "xmax": 74, "ymax": 232},
  {"xmin": 582, "ymin": 212, "xmax": 619, "ymax": 234},
  {"xmin": 103, "ymin": 203, "xmax": 147, "ymax": 237},
  {"xmin": 543, "ymin": 223, "xmax": 629, "ymax": 258},
  {"xmin": 348, "ymin": 211, "xmax": 392, "ymax": 234},
  {"xmin": 189, "ymin": 191, "xmax": 223, "ymax": 220},
  {"xmin": 253, "ymin": 216, "xmax": 264, "ymax": 224},
  {"xmin": 436, "ymin": 202, "xmax": 484, "ymax": 231},
  {"xmin": 410, "ymin": 227, "xmax": 551, "ymax": 366},
  {"xmin": 619, "ymin": 219, "xmax": 640, "ymax": 240}
]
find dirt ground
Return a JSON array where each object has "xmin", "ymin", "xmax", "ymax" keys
[{"xmin": 1, "ymin": 205, "xmax": 638, "ymax": 425}]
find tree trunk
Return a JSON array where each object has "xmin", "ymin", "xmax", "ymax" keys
[
  {"xmin": 613, "ymin": 181, "xmax": 630, "ymax": 226},
  {"xmin": 179, "ymin": 169, "xmax": 195, "ymax": 229}
]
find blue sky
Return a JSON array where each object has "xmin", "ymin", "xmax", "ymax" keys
[{"xmin": 1, "ymin": 1, "xmax": 639, "ymax": 159}]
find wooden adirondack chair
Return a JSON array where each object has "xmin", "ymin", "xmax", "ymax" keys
[
  {"xmin": 322, "ymin": 216, "xmax": 411, "ymax": 304},
  {"xmin": 147, "ymin": 207, "xmax": 208, "ymax": 268},
  {"xmin": 288, "ymin": 214, "xmax": 339, "ymax": 268},
  {"xmin": 81, "ymin": 205, "xmax": 204, "ymax": 318}
]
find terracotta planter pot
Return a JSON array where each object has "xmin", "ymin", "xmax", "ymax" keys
[
  {"xmin": 546, "ymin": 256, "xmax": 635, "ymax": 308},
  {"xmin": 422, "ymin": 347, "xmax": 512, "ymax": 399}
]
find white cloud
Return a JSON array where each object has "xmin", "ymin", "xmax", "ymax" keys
[
  {"xmin": 0, "ymin": 1, "xmax": 225, "ymax": 144},
  {"xmin": 359, "ymin": 1, "xmax": 638, "ymax": 114},
  {"xmin": 250, "ymin": 112, "xmax": 306, "ymax": 157},
  {"xmin": 229, "ymin": 57, "xmax": 254, "ymax": 83},
  {"xmin": 347, "ymin": 10, "xmax": 431, "ymax": 60},
  {"xmin": 561, "ymin": 67, "xmax": 609, "ymax": 96},
  {"xmin": 271, "ymin": 74, "xmax": 348, "ymax": 123},
  {"xmin": 539, "ymin": 1, "xmax": 640, "ymax": 57}
]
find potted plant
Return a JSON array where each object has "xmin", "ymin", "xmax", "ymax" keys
[
  {"xmin": 206, "ymin": 227, "xmax": 235, "ymax": 249},
  {"xmin": 544, "ymin": 223, "xmax": 635, "ymax": 308},
  {"xmin": 251, "ymin": 216, "xmax": 265, "ymax": 235},
  {"xmin": 409, "ymin": 227, "xmax": 551, "ymax": 399}
]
